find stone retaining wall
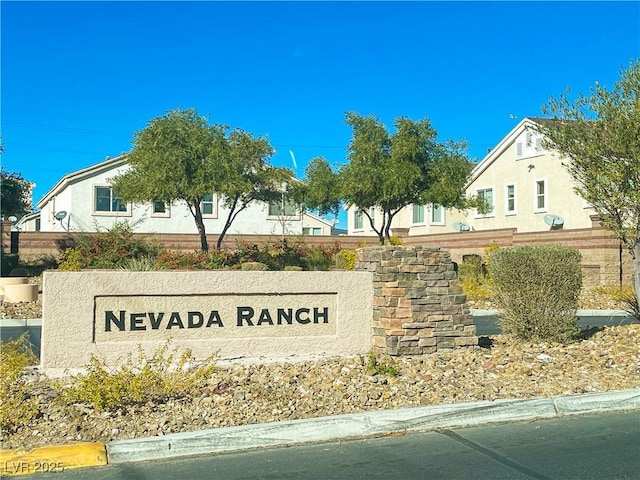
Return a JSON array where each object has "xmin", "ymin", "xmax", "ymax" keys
[{"xmin": 356, "ymin": 246, "xmax": 477, "ymax": 355}]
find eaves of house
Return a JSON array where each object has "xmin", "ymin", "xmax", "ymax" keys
[{"xmin": 36, "ymin": 154, "xmax": 129, "ymax": 209}]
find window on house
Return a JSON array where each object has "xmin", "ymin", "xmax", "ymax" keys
[
  {"xmin": 535, "ymin": 180, "xmax": 547, "ymax": 212},
  {"xmin": 535, "ymin": 137, "xmax": 544, "ymax": 152},
  {"xmin": 412, "ymin": 204, "xmax": 425, "ymax": 224},
  {"xmin": 201, "ymin": 193, "xmax": 216, "ymax": 216},
  {"xmin": 430, "ymin": 204, "xmax": 444, "ymax": 225},
  {"xmin": 151, "ymin": 200, "xmax": 170, "ymax": 218},
  {"xmin": 505, "ymin": 184, "xmax": 516, "ymax": 215},
  {"xmin": 153, "ymin": 201, "xmax": 166, "ymax": 214},
  {"xmin": 94, "ymin": 186, "xmax": 127, "ymax": 213},
  {"xmin": 476, "ymin": 188, "xmax": 494, "ymax": 216},
  {"xmin": 303, "ymin": 227, "xmax": 322, "ymax": 236},
  {"xmin": 354, "ymin": 209, "xmax": 364, "ymax": 230},
  {"xmin": 268, "ymin": 197, "xmax": 297, "ymax": 217}
]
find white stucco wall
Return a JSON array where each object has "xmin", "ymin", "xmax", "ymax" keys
[
  {"xmin": 38, "ymin": 161, "xmax": 303, "ymax": 235},
  {"xmin": 465, "ymin": 133, "xmax": 594, "ymax": 233}
]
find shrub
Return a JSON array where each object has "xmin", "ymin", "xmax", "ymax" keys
[
  {"xmin": 284, "ymin": 265, "xmax": 303, "ymax": 271},
  {"xmin": 461, "ymin": 278, "xmax": 491, "ymax": 301},
  {"xmin": 241, "ymin": 261, "xmax": 268, "ymax": 271},
  {"xmin": 59, "ymin": 342, "xmax": 217, "ymax": 411},
  {"xmin": 458, "ymin": 254, "xmax": 483, "ymax": 283},
  {"xmin": 57, "ymin": 247, "xmax": 84, "ymax": 271},
  {"xmin": 605, "ymin": 286, "xmax": 640, "ymax": 321},
  {"xmin": 365, "ymin": 352, "xmax": 399, "ymax": 376},
  {"xmin": 301, "ymin": 247, "xmax": 333, "ymax": 271},
  {"xmin": 0, "ymin": 334, "xmax": 39, "ymax": 431},
  {"xmin": 490, "ymin": 245, "xmax": 582, "ymax": 343},
  {"xmin": 334, "ymin": 249, "xmax": 357, "ymax": 271},
  {"xmin": 388, "ymin": 236, "xmax": 403, "ymax": 246},
  {"xmin": 154, "ymin": 250, "xmax": 209, "ymax": 270},
  {"xmin": 60, "ymin": 222, "xmax": 162, "ymax": 270},
  {"xmin": 122, "ymin": 256, "xmax": 158, "ymax": 271}
]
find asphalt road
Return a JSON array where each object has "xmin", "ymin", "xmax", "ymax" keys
[{"xmin": 21, "ymin": 410, "xmax": 640, "ymax": 480}]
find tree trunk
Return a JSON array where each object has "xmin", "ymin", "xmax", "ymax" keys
[
  {"xmin": 216, "ymin": 197, "xmax": 241, "ymax": 250},
  {"xmin": 633, "ymin": 241, "xmax": 640, "ymax": 312},
  {"xmin": 191, "ymin": 202, "xmax": 209, "ymax": 252}
]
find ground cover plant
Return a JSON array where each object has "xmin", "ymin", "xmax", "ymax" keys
[
  {"xmin": 58, "ymin": 341, "xmax": 217, "ymax": 411},
  {"xmin": 0, "ymin": 334, "xmax": 39, "ymax": 431}
]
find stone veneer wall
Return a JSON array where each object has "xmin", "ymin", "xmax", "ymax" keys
[{"xmin": 356, "ymin": 245, "xmax": 477, "ymax": 355}]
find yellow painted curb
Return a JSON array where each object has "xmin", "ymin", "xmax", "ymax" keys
[{"xmin": 0, "ymin": 442, "xmax": 107, "ymax": 476}]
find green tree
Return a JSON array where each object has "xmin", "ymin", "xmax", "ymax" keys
[
  {"xmin": 303, "ymin": 112, "xmax": 482, "ymax": 244},
  {"xmin": 112, "ymin": 109, "xmax": 289, "ymax": 251},
  {"xmin": 215, "ymin": 129, "xmax": 293, "ymax": 249},
  {"xmin": 1, "ymin": 169, "xmax": 32, "ymax": 220},
  {"xmin": 538, "ymin": 59, "xmax": 640, "ymax": 308}
]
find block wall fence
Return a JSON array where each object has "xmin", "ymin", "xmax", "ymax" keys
[{"xmin": 2, "ymin": 215, "xmax": 633, "ymax": 288}]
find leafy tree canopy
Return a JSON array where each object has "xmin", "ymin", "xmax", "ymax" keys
[
  {"xmin": 112, "ymin": 108, "xmax": 291, "ymax": 251},
  {"xmin": 538, "ymin": 58, "xmax": 640, "ymax": 303},
  {"xmin": 1, "ymin": 168, "xmax": 32, "ymax": 220},
  {"xmin": 302, "ymin": 112, "xmax": 481, "ymax": 244}
]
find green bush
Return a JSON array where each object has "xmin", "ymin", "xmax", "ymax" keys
[
  {"xmin": 122, "ymin": 256, "xmax": 158, "ymax": 271},
  {"xmin": 365, "ymin": 352, "xmax": 399, "ymax": 376},
  {"xmin": 58, "ymin": 222, "xmax": 162, "ymax": 270},
  {"xmin": 0, "ymin": 334, "xmax": 39, "ymax": 431},
  {"xmin": 489, "ymin": 245, "xmax": 582, "ymax": 343},
  {"xmin": 302, "ymin": 247, "xmax": 333, "ymax": 271},
  {"xmin": 241, "ymin": 261, "xmax": 268, "ymax": 271},
  {"xmin": 459, "ymin": 254, "xmax": 483, "ymax": 283},
  {"xmin": 334, "ymin": 249, "xmax": 357, "ymax": 271},
  {"xmin": 59, "ymin": 341, "xmax": 217, "ymax": 411}
]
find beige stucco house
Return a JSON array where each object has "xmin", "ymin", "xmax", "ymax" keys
[
  {"xmin": 346, "ymin": 117, "xmax": 594, "ymax": 236},
  {"xmin": 20, "ymin": 155, "xmax": 333, "ymax": 236}
]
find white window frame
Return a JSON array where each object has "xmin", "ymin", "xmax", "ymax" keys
[
  {"xmin": 516, "ymin": 129, "xmax": 546, "ymax": 160},
  {"xmin": 475, "ymin": 187, "xmax": 494, "ymax": 218},
  {"xmin": 151, "ymin": 200, "xmax": 171, "ymax": 218},
  {"xmin": 412, "ymin": 204, "xmax": 425, "ymax": 225},
  {"xmin": 303, "ymin": 226, "xmax": 322, "ymax": 236},
  {"xmin": 267, "ymin": 196, "xmax": 298, "ymax": 219},
  {"xmin": 353, "ymin": 209, "xmax": 364, "ymax": 231},
  {"xmin": 92, "ymin": 184, "xmax": 131, "ymax": 217},
  {"xmin": 429, "ymin": 204, "xmax": 445, "ymax": 226},
  {"xmin": 368, "ymin": 208, "xmax": 376, "ymax": 231},
  {"xmin": 505, "ymin": 183, "xmax": 517, "ymax": 216},
  {"xmin": 534, "ymin": 179, "xmax": 547, "ymax": 213},
  {"xmin": 201, "ymin": 193, "xmax": 219, "ymax": 219}
]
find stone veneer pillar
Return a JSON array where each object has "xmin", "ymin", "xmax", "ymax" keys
[{"xmin": 356, "ymin": 245, "xmax": 477, "ymax": 355}]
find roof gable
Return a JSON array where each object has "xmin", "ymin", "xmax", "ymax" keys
[
  {"xmin": 37, "ymin": 154, "xmax": 129, "ymax": 208},
  {"xmin": 469, "ymin": 117, "xmax": 547, "ymax": 183}
]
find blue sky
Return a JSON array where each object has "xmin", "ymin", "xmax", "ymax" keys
[{"xmin": 2, "ymin": 1, "xmax": 639, "ymax": 228}]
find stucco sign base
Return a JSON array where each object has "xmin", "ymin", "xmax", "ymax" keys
[{"xmin": 41, "ymin": 271, "xmax": 373, "ymax": 371}]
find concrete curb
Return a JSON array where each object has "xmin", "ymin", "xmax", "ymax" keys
[
  {"xmin": 470, "ymin": 309, "xmax": 631, "ymax": 317},
  {"xmin": 107, "ymin": 388, "xmax": 640, "ymax": 465},
  {"xmin": 0, "ymin": 442, "xmax": 107, "ymax": 477}
]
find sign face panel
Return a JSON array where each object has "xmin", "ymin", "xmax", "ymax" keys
[
  {"xmin": 41, "ymin": 271, "xmax": 373, "ymax": 371},
  {"xmin": 94, "ymin": 293, "xmax": 336, "ymax": 342}
]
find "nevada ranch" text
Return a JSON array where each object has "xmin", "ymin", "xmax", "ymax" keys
[{"xmin": 104, "ymin": 306, "xmax": 330, "ymax": 331}]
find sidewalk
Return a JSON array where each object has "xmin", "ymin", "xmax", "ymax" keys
[{"xmin": 2, "ymin": 388, "xmax": 639, "ymax": 476}]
